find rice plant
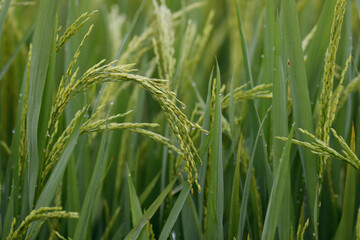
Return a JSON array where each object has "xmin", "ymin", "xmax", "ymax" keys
[{"xmin": 1, "ymin": 0, "xmax": 360, "ymax": 239}]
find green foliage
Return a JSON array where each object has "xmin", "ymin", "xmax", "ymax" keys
[{"xmin": 1, "ymin": 0, "xmax": 360, "ymax": 239}]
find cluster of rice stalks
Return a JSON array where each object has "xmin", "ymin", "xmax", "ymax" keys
[{"xmin": 1, "ymin": 0, "xmax": 360, "ymax": 239}]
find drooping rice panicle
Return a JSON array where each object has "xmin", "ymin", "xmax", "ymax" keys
[
  {"xmin": 44, "ymin": 54, "xmax": 203, "ymax": 189},
  {"xmin": 328, "ymin": 55, "xmax": 351, "ymax": 125},
  {"xmin": 6, "ymin": 207, "xmax": 78, "ymax": 240},
  {"xmin": 186, "ymin": 11, "xmax": 214, "ymax": 77},
  {"xmin": 46, "ymin": 25, "xmax": 96, "ymax": 146},
  {"xmin": 316, "ymin": 0, "xmax": 347, "ymax": 178},
  {"xmin": 56, "ymin": 11, "xmax": 97, "ymax": 52},
  {"xmin": 118, "ymin": 27, "xmax": 154, "ymax": 65},
  {"xmin": 81, "ymin": 109, "xmax": 133, "ymax": 130},
  {"xmin": 80, "ymin": 119, "xmax": 182, "ymax": 155},
  {"xmin": 330, "ymin": 128, "xmax": 360, "ymax": 169},
  {"xmin": 337, "ymin": 74, "xmax": 360, "ymax": 111},
  {"xmin": 107, "ymin": 5, "xmax": 126, "ymax": 57},
  {"xmin": 176, "ymin": 20, "xmax": 197, "ymax": 83},
  {"xmin": 152, "ymin": 0, "xmax": 176, "ymax": 83},
  {"xmin": 42, "ymin": 106, "xmax": 87, "ymax": 181},
  {"xmin": 278, "ymin": 127, "xmax": 360, "ymax": 170},
  {"xmin": 221, "ymin": 83, "xmax": 272, "ymax": 108},
  {"xmin": 172, "ymin": 1, "xmax": 206, "ymax": 20}
]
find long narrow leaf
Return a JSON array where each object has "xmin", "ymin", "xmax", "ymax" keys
[
  {"xmin": 281, "ymin": 0, "xmax": 319, "ymax": 236},
  {"xmin": 26, "ymin": 0, "xmax": 58, "ymax": 209},
  {"xmin": 25, "ymin": 109, "xmax": 85, "ymax": 240},
  {"xmin": 159, "ymin": 182, "xmax": 190, "ymax": 240},
  {"xmin": 73, "ymin": 127, "xmax": 110, "ymax": 240},
  {"xmin": 261, "ymin": 126, "xmax": 294, "ymax": 240},
  {"xmin": 237, "ymin": 106, "xmax": 271, "ymax": 239},
  {"xmin": 126, "ymin": 165, "xmax": 149, "ymax": 240},
  {"xmin": 124, "ymin": 177, "xmax": 178, "ymax": 240},
  {"xmin": 0, "ymin": 0, "xmax": 10, "ymax": 43},
  {"xmin": 205, "ymin": 64, "xmax": 223, "ymax": 240}
]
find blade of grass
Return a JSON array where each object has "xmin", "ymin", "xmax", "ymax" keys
[
  {"xmin": 233, "ymin": 0, "xmax": 253, "ymax": 87},
  {"xmin": 262, "ymin": 126, "xmax": 294, "ymax": 240},
  {"xmin": 37, "ymin": 13, "xmax": 58, "ymax": 193},
  {"xmin": 114, "ymin": 0, "xmax": 146, "ymax": 60},
  {"xmin": 124, "ymin": 177, "xmax": 178, "ymax": 240},
  {"xmin": 205, "ymin": 63, "xmax": 223, "ymax": 240},
  {"xmin": 281, "ymin": 0, "xmax": 319, "ymax": 236},
  {"xmin": 0, "ymin": 0, "xmax": 10, "ymax": 43},
  {"xmin": 228, "ymin": 138, "xmax": 241, "ymax": 240},
  {"xmin": 159, "ymin": 181, "xmax": 190, "ymax": 240},
  {"xmin": 126, "ymin": 165, "xmax": 149, "ymax": 240},
  {"xmin": 26, "ymin": 0, "xmax": 58, "ymax": 209},
  {"xmin": 66, "ymin": 156, "xmax": 80, "ymax": 237},
  {"xmin": 25, "ymin": 108, "xmax": 85, "ymax": 240},
  {"xmin": 237, "ymin": 106, "xmax": 271, "ymax": 240},
  {"xmin": 159, "ymin": 125, "xmax": 169, "ymax": 226},
  {"xmin": 339, "ymin": 125, "xmax": 357, "ymax": 240},
  {"xmin": 181, "ymin": 195, "xmax": 197, "ymax": 240},
  {"xmin": 229, "ymin": 71, "xmax": 238, "ymax": 162},
  {"xmin": 1, "ymin": 188, "xmax": 14, "ymax": 240},
  {"xmin": 139, "ymin": 171, "xmax": 161, "ymax": 204},
  {"xmin": 234, "ymin": 0, "xmax": 273, "ymax": 196},
  {"xmin": 184, "ymin": 195, "xmax": 206, "ymax": 240},
  {"xmin": 0, "ymin": 22, "xmax": 34, "ymax": 81},
  {"xmin": 198, "ymin": 70, "xmax": 213, "ymax": 226},
  {"xmin": 73, "ymin": 126, "xmax": 110, "ymax": 240},
  {"xmin": 7, "ymin": 61, "xmax": 30, "ymax": 222},
  {"xmin": 272, "ymin": 13, "xmax": 291, "ymax": 240}
]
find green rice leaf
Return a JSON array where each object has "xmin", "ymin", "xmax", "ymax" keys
[
  {"xmin": 25, "ymin": 107, "xmax": 85, "ymax": 240},
  {"xmin": 139, "ymin": 171, "xmax": 161, "ymax": 204},
  {"xmin": 198, "ymin": 70, "xmax": 213, "ymax": 225},
  {"xmin": 66, "ymin": 157, "xmax": 80, "ymax": 236},
  {"xmin": 261, "ymin": 126, "xmax": 294, "ymax": 240},
  {"xmin": 227, "ymin": 139, "xmax": 241, "ymax": 240},
  {"xmin": 339, "ymin": 125, "xmax": 357, "ymax": 240},
  {"xmin": 272, "ymin": 13, "xmax": 290, "ymax": 240},
  {"xmin": 26, "ymin": 0, "xmax": 58, "ymax": 209},
  {"xmin": 159, "ymin": 182, "xmax": 190, "ymax": 240},
  {"xmin": 1, "ymin": 188, "xmax": 14, "ymax": 240},
  {"xmin": 115, "ymin": 0, "xmax": 146, "ymax": 60},
  {"xmin": 126, "ymin": 165, "xmax": 149, "ymax": 239},
  {"xmin": 237, "ymin": 106, "xmax": 271, "ymax": 239},
  {"xmin": 233, "ymin": 0, "xmax": 253, "ymax": 87},
  {"xmin": 124, "ymin": 177, "xmax": 177, "ymax": 240},
  {"xmin": 73, "ymin": 123, "xmax": 110, "ymax": 240},
  {"xmin": 37, "ymin": 14, "xmax": 58, "ymax": 183},
  {"xmin": 0, "ymin": 23, "xmax": 34, "ymax": 81},
  {"xmin": 234, "ymin": 0, "xmax": 272, "ymax": 196},
  {"xmin": 126, "ymin": 165, "xmax": 149, "ymax": 240},
  {"xmin": 184, "ymin": 195, "xmax": 205, "ymax": 240},
  {"xmin": 205, "ymin": 63, "xmax": 223, "ymax": 240},
  {"xmin": 0, "ymin": 0, "xmax": 10, "ymax": 43},
  {"xmin": 281, "ymin": 0, "xmax": 318, "ymax": 236}
]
